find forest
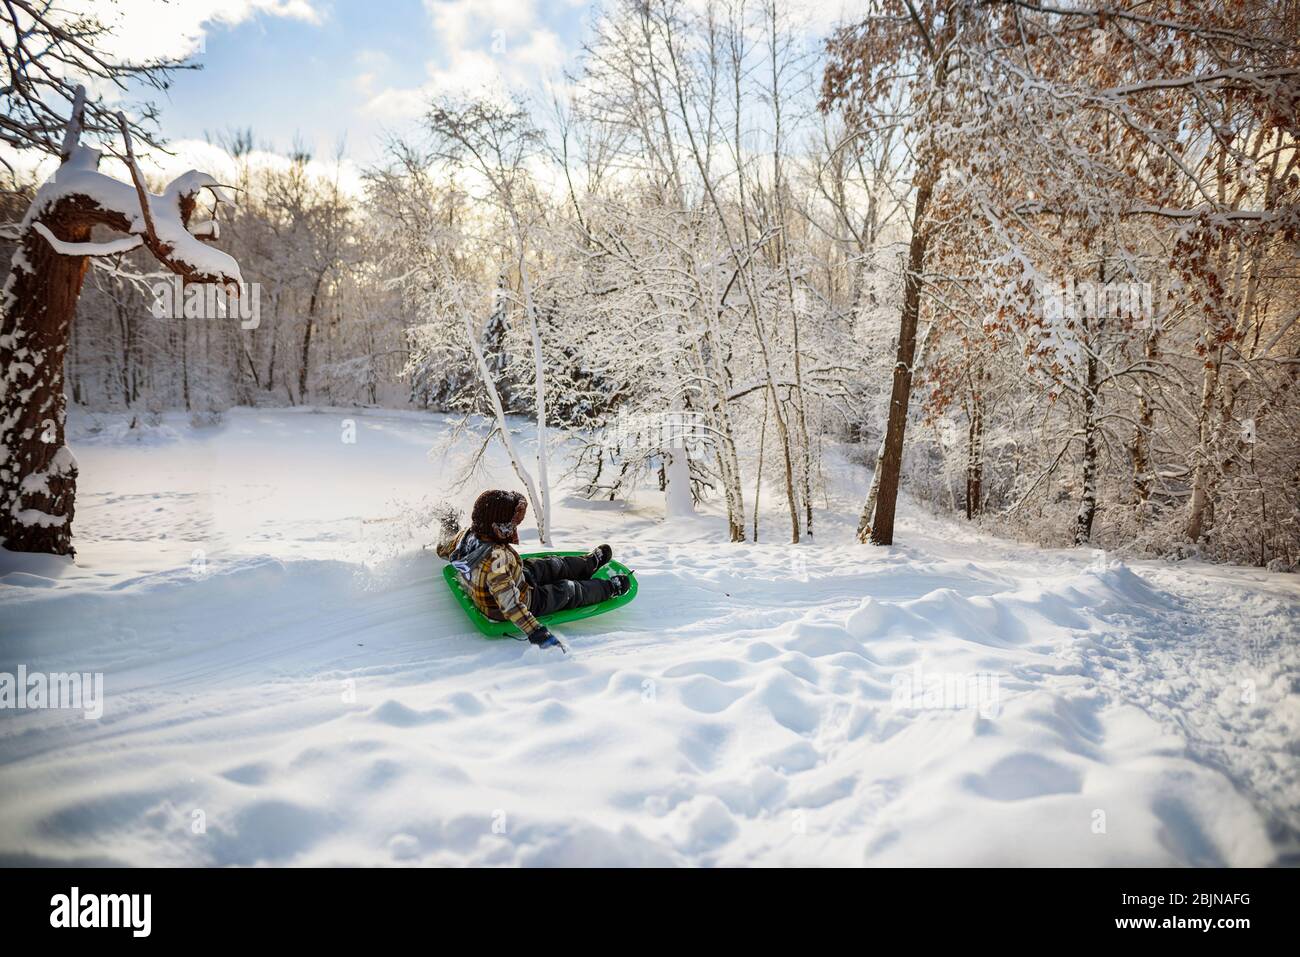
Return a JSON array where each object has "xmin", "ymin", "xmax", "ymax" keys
[{"xmin": 3, "ymin": 0, "xmax": 1297, "ymax": 566}]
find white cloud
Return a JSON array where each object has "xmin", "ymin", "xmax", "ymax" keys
[
  {"xmin": 425, "ymin": 0, "xmax": 540, "ymax": 53},
  {"xmin": 0, "ymin": 135, "xmax": 366, "ymax": 199},
  {"xmin": 64, "ymin": 0, "xmax": 323, "ymax": 63},
  {"xmin": 124, "ymin": 138, "xmax": 367, "ymax": 199},
  {"xmin": 363, "ymin": 1, "xmax": 572, "ymax": 120},
  {"xmin": 364, "ymin": 82, "xmax": 439, "ymax": 123},
  {"xmin": 153, "ymin": 138, "xmax": 367, "ymax": 198},
  {"xmin": 366, "ymin": 0, "xmax": 867, "ymax": 123},
  {"xmin": 513, "ymin": 28, "xmax": 566, "ymax": 71}
]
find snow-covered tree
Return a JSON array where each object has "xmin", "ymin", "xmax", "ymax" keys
[
  {"xmin": 1, "ymin": 87, "xmax": 239, "ymax": 555},
  {"xmin": 824, "ymin": 0, "xmax": 1299, "ymax": 559},
  {"xmin": 421, "ymin": 97, "xmax": 556, "ymax": 544}
]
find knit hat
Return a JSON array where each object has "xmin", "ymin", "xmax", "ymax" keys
[{"xmin": 471, "ymin": 489, "xmax": 526, "ymax": 544}]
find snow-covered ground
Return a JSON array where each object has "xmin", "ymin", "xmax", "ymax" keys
[{"xmin": 1, "ymin": 408, "xmax": 1296, "ymax": 866}]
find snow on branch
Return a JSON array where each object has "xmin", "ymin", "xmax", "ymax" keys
[
  {"xmin": 32, "ymin": 222, "xmax": 142, "ymax": 257},
  {"xmin": 22, "ymin": 144, "xmax": 242, "ymax": 286},
  {"xmin": 59, "ymin": 86, "xmax": 87, "ymax": 163}
]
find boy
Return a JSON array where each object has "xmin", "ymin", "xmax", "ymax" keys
[{"xmin": 437, "ymin": 489, "xmax": 631, "ymax": 651}]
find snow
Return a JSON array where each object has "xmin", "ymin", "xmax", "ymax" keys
[
  {"xmin": 0, "ymin": 408, "xmax": 1296, "ymax": 866},
  {"xmin": 24, "ymin": 146, "xmax": 241, "ymax": 284},
  {"xmin": 663, "ymin": 449, "xmax": 695, "ymax": 519},
  {"xmin": 10, "ymin": 508, "xmax": 63, "ymax": 528},
  {"xmin": 16, "ymin": 445, "xmax": 76, "ymax": 498},
  {"xmin": 32, "ymin": 222, "xmax": 143, "ymax": 257}
]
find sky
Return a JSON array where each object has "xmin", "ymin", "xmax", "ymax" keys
[
  {"xmin": 8, "ymin": 0, "xmax": 868, "ymax": 193},
  {"xmin": 92, "ymin": 0, "xmax": 597, "ymax": 167}
]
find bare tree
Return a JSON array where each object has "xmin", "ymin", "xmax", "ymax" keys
[
  {"xmin": 423, "ymin": 98, "xmax": 555, "ymax": 544},
  {"xmin": 0, "ymin": 1, "xmax": 189, "ymax": 171}
]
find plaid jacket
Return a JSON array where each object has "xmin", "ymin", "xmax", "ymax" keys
[{"xmin": 437, "ymin": 527, "xmax": 541, "ymax": 637}]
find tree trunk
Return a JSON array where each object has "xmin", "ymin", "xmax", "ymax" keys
[
  {"xmin": 1185, "ymin": 346, "xmax": 1221, "ymax": 543},
  {"xmin": 856, "ymin": 314, "xmax": 939, "ymax": 543},
  {"xmin": 753, "ymin": 391, "xmax": 769, "ymax": 542},
  {"xmin": 114, "ymin": 295, "xmax": 132, "ymax": 406},
  {"xmin": 1131, "ymin": 329, "xmax": 1158, "ymax": 505},
  {"xmin": 1074, "ymin": 346, "xmax": 1100, "ymax": 545},
  {"xmin": 965, "ymin": 385, "xmax": 983, "ymax": 520},
  {"xmin": 517, "ymin": 245, "xmax": 551, "ymax": 546},
  {"xmin": 786, "ymin": 297, "xmax": 813, "ymax": 538},
  {"xmin": 1075, "ymin": 246, "xmax": 1113, "ymax": 546},
  {"xmin": 696, "ymin": 273, "xmax": 745, "ymax": 541},
  {"xmin": 180, "ymin": 318, "xmax": 191, "ymax": 411},
  {"xmin": 754, "ymin": 322, "xmax": 800, "ymax": 543},
  {"xmin": 67, "ymin": 313, "xmax": 82, "ymax": 407},
  {"xmin": 869, "ymin": 174, "xmax": 934, "ymax": 546},
  {"xmin": 462, "ymin": 310, "xmax": 548, "ymax": 544},
  {"xmin": 856, "ymin": 433, "xmax": 887, "ymax": 542},
  {"xmin": 265, "ymin": 293, "xmax": 279, "ymax": 391},
  {"xmin": 299, "ymin": 275, "xmax": 324, "ymax": 403},
  {"xmin": 0, "ymin": 206, "xmax": 90, "ymax": 554}
]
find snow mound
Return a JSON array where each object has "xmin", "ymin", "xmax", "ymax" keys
[{"xmin": 69, "ymin": 418, "xmax": 185, "ymax": 446}]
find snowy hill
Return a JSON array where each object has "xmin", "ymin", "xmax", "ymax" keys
[{"xmin": 0, "ymin": 408, "xmax": 1296, "ymax": 866}]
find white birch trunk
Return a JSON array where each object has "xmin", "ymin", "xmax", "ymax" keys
[{"xmin": 463, "ymin": 311, "xmax": 547, "ymax": 544}]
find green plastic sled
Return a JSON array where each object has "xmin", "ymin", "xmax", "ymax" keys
[{"xmin": 442, "ymin": 550, "xmax": 639, "ymax": 638}]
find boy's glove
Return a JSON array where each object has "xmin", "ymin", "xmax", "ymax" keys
[
  {"xmin": 528, "ymin": 626, "xmax": 566, "ymax": 653},
  {"xmin": 433, "ymin": 502, "xmax": 461, "ymax": 535}
]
